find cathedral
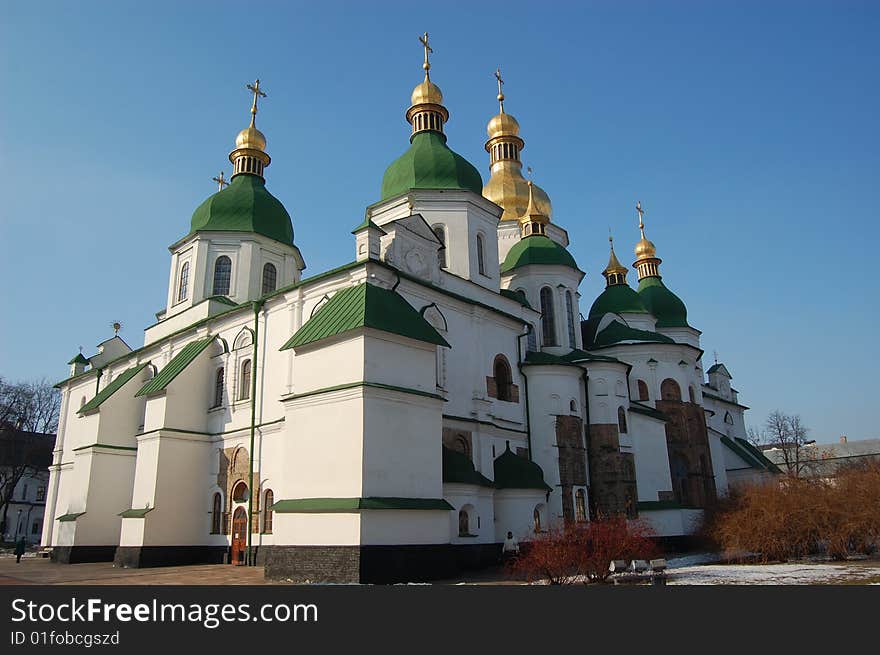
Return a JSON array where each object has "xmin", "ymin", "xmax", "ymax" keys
[{"xmin": 43, "ymin": 36, "xmax": 776, "ymax": 583}]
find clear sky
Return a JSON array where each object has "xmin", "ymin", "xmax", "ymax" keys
[{"xmin": 1, "ymin": 1, "xmax": 877, "ymax": 442}]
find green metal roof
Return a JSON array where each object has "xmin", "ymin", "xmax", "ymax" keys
[
  {"xmin": 271, "ymin": 497, "xmax": 454, "ymax": 512},
  {"xmin": 280, "ymin": 283, "xmax": 450, "ymax": 350},
  {"xmin": 590, "ymin": 320, "xmax": 675, "ymax": 348},
  {"xmin": 67, "ymin": 353, "xmax": 89, "ymax": 365},
  {"xmin": 381, "ymin": 131, "xmax": 483, "ymax": 200},
  {"xmin": 190, "ymin": 173, "xmax": 294, "ymax": 245},
  {"xmin": 350, "ymin": 217, "xmax": 385, "ymax": 234},
  {"xmin": 721, "ymin": 435, "xmax": 767, "ymax": 470},
  {"xmin": 500, "ymin": 288, "xmax": 532, "ymax": 308},
  {"xmin": 118, "ymin": 507, "xmax": 154, "ymax": 518},
  {"xmin": 57, "ymin": 512, "xmax": 85, "ymax": 522},
  {"xmin": 135, "ymin": 337, "xmax": 215, "ymax": 397},
  {"xmin": 501, "ymin": 235, "xmax": 579, "ymax": 273},
  {"xmin": 493, "ymin": 443, "xmax": 552, "ymax": 492},
  {"xmin": 637, "ymin": 276, "xmax": 689, "ymax": 328},
  {"xmin": 443, "ymin": 447, "xmax": 494, "ymax": 488},
  {"xmin": 629, "ymin": 401, "xmax": 669, "ymax": 422},
  {"xmin": 78, "ymin": 363, "xmax": 149, "ymax": 414},
  {"xmin": 588, "ymin": 283, "xmax": 648, "ymax": 318},
  {"xmin": 735, "ymin": 437, "xmax": 782, "ymax": 473}
]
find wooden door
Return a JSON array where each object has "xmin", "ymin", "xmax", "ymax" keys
[{"xmin": 231, "ymin": 507, "xmax": 247, "ymax": 565}]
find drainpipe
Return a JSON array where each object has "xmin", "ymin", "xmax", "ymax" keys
[
  {"xmin": 516, "ymin": 323, "xmax": 533, "ymax": 460},
  {"xmin": 246, "ymin": 299, "xmax": 264, "ymax": 566}
]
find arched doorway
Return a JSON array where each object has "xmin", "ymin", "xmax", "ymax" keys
[{"xmin": 231, "ymin": 506, "xmax": 247, "ymax": 566}]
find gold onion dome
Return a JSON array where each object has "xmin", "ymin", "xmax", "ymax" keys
[
  {"xmin": 229, "ymin": 79, "xmax": 271, "ymax": 178},
  {"xmin": 604, "ymin": 236, "xmax": 628, "ymax": 277},
  {"xmin": 634, "ymin": 234, "xmax": 657, "ymax": 259},
  {"xmin": 482, "ymin": 68, "xmax": 552, "ymax": 221},
  {"xmin": 411, "ymin": 78, "xmax": 443, "ymax": 106},
  {"xmin": 235, "ymin": 125, "xmax": 267, "ymax": 151}
]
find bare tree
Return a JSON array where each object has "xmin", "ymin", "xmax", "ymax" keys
[
  {"xmin": 0, "ymin": 378, "xmax": 59, "ymax": 537},
  {"xmin": 749, "ymin": 410, "xmax": 814, "ymax": 478}
]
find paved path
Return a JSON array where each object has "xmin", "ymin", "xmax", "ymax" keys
[{"xmin": 0, "ymin": 558, "xmax": 274, "ymax": 585}]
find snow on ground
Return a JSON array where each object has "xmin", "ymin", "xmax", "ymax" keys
[{"xmin": 667, "ymin": 562, "xmax": 880, "ymax": 585}]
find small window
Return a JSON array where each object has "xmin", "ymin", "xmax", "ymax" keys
[
  {"xmin": 433, "ymin": 225, "xmax": 446, "ymax": 268},
  {"xmin": 565, "ymin": 290, "xmax": 577, "ymax": 348},
  {"xmin": 262, "ymin": 263, "xmax": 277, "ymax": 295},
  {"xmin": 458, "ymin": 509, "xmax": 469, "ymax": 536},
  {"xmin": 177, "ymin": 261, "xmax": 190, "ymax": 302},
  {"xmin": 238, "ymin": 359, "xmax": 252, "ymax": 400},
  {"xmin": 263, "ymin": 489, "xmax": 274, "ymax": 534},
  {"xmin": 32, "ymin": 521, "xmax": 40, "ymax": 535},
  {"xmin": 494, "ymin": 355, "xmax": 513, "ymax": 402},
  {"xmin": 661, "ymin": 378, "xmax": 682, "ymax": 402},
  {"xmin": 689, "ymin": 386, "xmax": 697, "ymax": 403},
  {"xmin": 618, "ymin": 406, "xmax": 628, "ymax": 434},
  {"xmin": 211, "ymin": 493, "xmax": 222, "ymax": 534},
  {"xmin": 540, "ymin": 287, "xmax": 557, "ymax": 346},
  {"xmin": 213, "ymin": 368, "xmax": 225, "ymax": 408},
  {"xmin": 232, "ymin": 481, "xmax": 249, "ymax": 503},
  {"xmin": 637, "ymin": 379, "xmax": 649, "ymax": 401},
  {"xmin": 533, "ymin": 506, "xmax": 542, "ymax": 533},
  {"xmin": 213, "ymin": 256, "xmax": 232, "ymax": 296},
  {"xmin": 724, "ymin": 411, "xmax": 734, "ymax": 425},
  {"xmin": 575, "ymin": 489, "xmax": 586, "ymax": 522},
  {"xmin": 476, "ymin": 234, "xmax": 486, "ymax": 276},
  {"xmin": 570, "ymin": 399, "xmax": 577, "ymax": 413}
]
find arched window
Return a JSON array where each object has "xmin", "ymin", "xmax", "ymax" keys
[
  {"xmin": 569, "ymin": 399, "xmax": 577, "ymax": 413},
  {"xmin": 724, "ymin": 411, "xmax": 734, "ymax": 425},
  {"xmin": 211, "ymin": 492, "xmax": 222, "ymax": 534},
  {"xmin": 261, "ymin": 263, "xmax": 277, "ymax": 294},
  {"xmin": 213, "ymin": 368, "xmax": 224, "ymax": 408},
  {"xmin": 637, "ymin": 379, "xmax": 649, "ymax": 401},
  {"xmin": 565, "ymin": 290, "xmax": 577, "ymax": 348},
  {"xmin": 453, "ymin": 435, "xmax": 470, "ymax": 456},
  {"xmin": 476, "ymin": 234, "xmax": 486, "ymax": 276},
  {"xmin": 575, "ymin": 489, "xmax": 586, "ymax": 522},
  {"xmin": 177, "ymin": 262, "xmax": 190, "ymax": 302},
  {"xmin": 458, "ymin": 508, "xmax": 470, "ymax": 536},
  {"xmin": 533, "ymin": 506, "xmax": 543, "ymax": 533},
  {"xmin": 212, "ymin": 256, "xmax": 232, "ymax": 296},
  {"xmin": 688, "ymin": 385, "xmax": 697, "ymax": 403},
  {"xmin": 232, "ymin": 480, "xmax": 248, "ymax": 503},
  {"xmin": 661, "ymin": 378, "xmax": 682, "ymax": 401},
  {"xmin": 238, "ymin": 359, "xmax": 251, "ymax": 401},
  {"xmin": 494, "ymin": 355, "xmax": 513, "ymax": 402},
  {"xmin": 540, "ymin": 287, "xmax": 557, "ymax": 346},
  {"xmin": 432, "ymin": 225, "xmax": 446, "ymax": 268},
  {"xmin": 526, "ymin": 323, "xmax": 538, "ymax": 353},
  {"xmin": 618, "ymin": 406, "xmax": 628, "ymax": 434},
  {"xmin": 263, "ymin": 489, "xmax": 274, "ymax": 534}
]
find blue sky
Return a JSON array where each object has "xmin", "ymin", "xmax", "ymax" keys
[{"xmin": 1, "ymin": 1, "xmax": 877, "ymax": 442}]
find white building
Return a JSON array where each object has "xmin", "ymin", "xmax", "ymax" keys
[{"xmin": 43, "ymin": 46, "xmax": 771, "ymax": 582}]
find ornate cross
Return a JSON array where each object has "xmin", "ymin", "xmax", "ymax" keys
[
  {"xmin": 419, "ymin": 32, "xmax": 432, "ymax": 73},
  {"xmin": 246, "ymin": 79, "xmax": 267, "ymax": 123},
  {"xmin": 636, "ymin": 200, "xmax": 646, "ymax": 233},
  {"xmin": 213, "ymin": 171, "xmax": 229, "ymax": 191},
  {"xmin": 495, "ymin": 67, "xmax": 505, "ymax": 110}
]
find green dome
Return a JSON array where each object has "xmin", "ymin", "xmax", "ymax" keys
[
  {"xmin": 442, "ymin": 447, "xmax": 494, "ymax": 487},
  {"xmin": 493, "ymin": 443, "xmax": 552, "ymax": 492},
  {"xmin": 501, "ymin": 235, "xmax": 579, "ymax": 273},
  {"xmin": 190, "ymin": 174, "xmax": 294, "ymax": 245},
  {"xmin": 589, "ymin": 284, "xmax": 648, "ymax": 318},
  {"xmin": 381, "ymin": 131, "xmax": 483, "ymax": 200},
  {"xmin": 637, "ymin": 276, "xmax": 689, "ymax": 327}
]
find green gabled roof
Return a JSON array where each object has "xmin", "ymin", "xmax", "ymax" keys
[
  {"xmin": 637, "ymin": 276, "xmax": 689, "ymax": 328},
  {"xmin": 271, "ymin": 497, "xmax": 454, "ymax": 512},
  {"xmin": 735, "ymin": 437, "xmax": 782, "ymax": 473},
  {"xmin": 135, "ymin": 337, "xmax": 214, "ymax": 397},
  {"xmin": 562, "ymin": 349, "xmax": 622, "ymax": 364},
  {"xmin": 78, "ymin": 363, "xmax": 149, "ymax": 414},
  {"xmin": 381, "ymin": 131, "xmax": 483, "ymax": 200},
  {"xmin": 721, "ymin": 435, "xmax": 767, "ymax": 470},
  {"xmin": 590, "ymin": 320, "xmax": 675, "ymax": 348},
  {"xmin": 119, "ymin": 507, "xmax": 154, "ymax": 518},
  {"xmin": 443, "ymin": 447, "xmax": 494, "ymax": 488},
  {"xmin": 501, "ymin": 235, "xmax": 579, "ymax": 273},
  {"xmin": 68, "ymin": 353, "xmax": 89, "ymax": 365},
  {"xmin": 57, "ymin": 512, "xmax": 85, "ymax": 522},
  {"xmin": 494, "ymin": 443, "xmax": 552, "ymax": 492},
  {"xmin": 351, "ymin": 217, "xmax": 385, "ymax": 234},
  {"xmin": 280, "ymin": 283, "xmax": 450, "ymax": 350},
  {"xmin": 522, "ymin": 351, "xmax": 569, "ymax": 366},
  {"xmin": 190, "ymin": 173, "xmax": 294, "ymax": 246},
  {"xmin": 588, "ymin": 283, "xmax": 648, "ymax": 318},
  {"xmin": 629, "ymin": 401, "xmax": 669, "ymax": 422},
  {"xmin": 500, "ymin": 288, "xmax": 532, "ymax": 308}
]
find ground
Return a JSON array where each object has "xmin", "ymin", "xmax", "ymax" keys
[{"xmin": 2, "ymin": 553, "xmax": 880, "ymax": 585}]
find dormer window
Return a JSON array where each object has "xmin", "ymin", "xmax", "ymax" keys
[
  {"xmin": 213, "ymin": 256, "xmax": 232, "ymax": 296},
  {"xmin": 261, "ymin": 263, "xmax": 277, "ymax": 295},
  {"xmin": 177, "ymin": 262, "xmax": 190, "ymax": 302}
]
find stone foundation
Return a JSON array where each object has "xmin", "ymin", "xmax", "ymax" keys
[
  {"xmin": 50, "ymin": 545, "xmax": 117, "ymax": 564},
  {"xmin": 112, "ymin": 545, "xmax": 228, "ymax": 569}
]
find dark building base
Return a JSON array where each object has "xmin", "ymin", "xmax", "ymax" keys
[
  {"xmin": 51, "ymin": 545, "xmax": 117, "ymax": 564},
  {"xmin": 263, "ymin": 543, "xmax": 501, "ymax": 584},
  {"xmin": 113, "ymin": 546, "xmax": 228, "ymax": 569}
]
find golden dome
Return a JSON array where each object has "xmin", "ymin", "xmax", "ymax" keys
[
  {"xmin": 605, "ymin": 238, "xmax": 628, "ymax": 276},
  {"xmin": 634, "ymin": 236, "xmax": 656, "ymax": 259},
  {"xmin": 411, "ymin": 77, "xmax": 443, "ymax": 106},
  {"xmin": 483, "ymin": 165, "xmax": 552, "ymax": 221},
  {"xmin": 235, "ymin": 125, "xmax": 267, "ymax": 152},
  {"xmin": 487, "ymin": 111, "xmax": 520, "ymax": 139}
]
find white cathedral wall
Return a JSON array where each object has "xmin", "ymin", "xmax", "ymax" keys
[
  {"xmin": 444, "ymin": 484, "xmax": 495, "ymax": 545},
  {"xmin": 629, "ymin": 413, "xmax": 673, "ymax": 502},
  {"xmin": 360, "ymin": 510, "xmax": 450, "ymax": 545},
  {"xmin": 494, "ymin": 489, "xmax": 547, "ymax": 543},
  {"xmin": 707, "ymin": 431, "xmax": 731, "ymax": 496},
  {"xmin": 639, "ymin": 508, "xmax": 702, "ymax": 537},
  {"xmin": 272, "ymin": 513, "xmax": 361, "ymax": 546}
]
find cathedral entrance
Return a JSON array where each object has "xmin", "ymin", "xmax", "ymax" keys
[{"xmin": 231, "ymin": 507, "xmax": 247, "ymax": 566}]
